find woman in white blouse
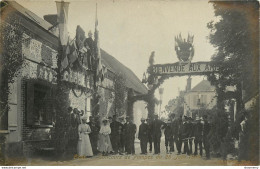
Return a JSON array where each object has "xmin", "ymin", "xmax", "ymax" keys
[
  {"xmin": 77, "ymin": 116, "xmax": 93, "ymax": 157},
  {"xmin": 98, "ymin": 118, "xmax": 113, "ymax": 156}
]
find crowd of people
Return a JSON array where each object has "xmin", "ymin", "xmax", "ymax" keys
[{"xmin": 59, "ymin": 107, "xmax": 212, "ymax": 160}]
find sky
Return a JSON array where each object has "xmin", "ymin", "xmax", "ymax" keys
[{"xmin": 18, "ymin": 0, "xmax": 217, "ymax": 110}]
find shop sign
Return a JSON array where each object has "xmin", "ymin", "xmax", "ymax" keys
[{"xmin": 62, "ymin": 70, "xmax": 86, "ymax": 87}]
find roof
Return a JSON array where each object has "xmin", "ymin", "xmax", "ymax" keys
[
  {"xmin": 101, "ymin": 50, "xmax": 148, "ymax": 95},
  {"xmin": 190, "ymin": 80, "xmax": 215, "ymax": 92},
  {"xmin": 3, "ymin": 1, "xmax": 58, "ymax": 36},
  {"xmin": 5, "ymin": 1, "xmax": 147, "ymax": 95}
]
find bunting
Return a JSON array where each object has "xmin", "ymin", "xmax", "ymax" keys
[
  {"xmin": 56, "ymin": 1, "xmax": 70, "ymax": 72},
  {"xmin": 94, "ymin": 3, "xmax": 104, "ymax": 84}
]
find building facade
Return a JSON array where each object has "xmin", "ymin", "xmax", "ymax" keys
[
  {"xmin": 183, "ymin": 80, "xmax": 217, "ymax": 118},
  {"xmin": 0, "ymin": 1, "xmax": 147, "ymax": 157}
]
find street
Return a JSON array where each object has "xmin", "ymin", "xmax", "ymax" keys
[{"xmin": 8, "ymin": 136, "xmax": 247, "ymax": 166}]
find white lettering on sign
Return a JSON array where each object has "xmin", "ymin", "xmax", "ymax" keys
[
  {"xmin": 152, "ymin": 62, "xmax": 219, "ymax": 75},
  {"xmin": 23, "ymin": 61, "xmax": 57, "ymax": 83},
  {"xmin": 62, "ymin": 70, "xmax": 86, "ymax": 87}
]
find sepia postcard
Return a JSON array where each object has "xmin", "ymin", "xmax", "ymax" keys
[{"xmin": 0, "ymin": 0, "xmax": 259, "ymax": 167}]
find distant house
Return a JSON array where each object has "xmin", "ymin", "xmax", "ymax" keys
[{"xmin": 183, "ymin": 80, "xmax": 217, "ymax": 118}]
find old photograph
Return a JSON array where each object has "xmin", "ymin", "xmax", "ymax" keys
[{"xmin": 0, "ymin": 0, "xmax": 259, "ymax": 167}]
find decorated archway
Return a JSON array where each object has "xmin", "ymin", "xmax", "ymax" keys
[{"xmin": 129, "ymin": 34, "xmax": 219, "ymax": 119}]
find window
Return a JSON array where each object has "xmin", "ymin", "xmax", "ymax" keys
[
  {"xmin": 0, "ymin": 70, "xmax": 8, "ymax": 130},
  {"xmin": 27, "ymin": 81, "xmax": 55, "ymax": 126}
]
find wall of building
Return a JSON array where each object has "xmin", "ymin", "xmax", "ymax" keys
[{"xmin": 184, "ymin": 91, "xmax": 216, "ymax": 116}]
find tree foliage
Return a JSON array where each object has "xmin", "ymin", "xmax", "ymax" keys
[
  {"xmin": 0, "ymin": 15, "xmax": 26, "ymax": 129},
  {"xmin": 207, "ymin": 1, "xmax": 259, "ymax": 110},
  {"xmin": 113, "ymin": 73, "xmax": 127, "ymax": 117},
  {"xmin": 207, "ymin": 1, "xmax": 259, "ymax": 157}
]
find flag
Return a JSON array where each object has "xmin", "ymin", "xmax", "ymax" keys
[
  {"xmin": 56, "ymin": 1, "xmax": 70, "ymax": 71},
  {"xmin": 68, "ymin": 40, "xmax": 78, "ymax": 66},
  {"xmin": 94, "ymin": 3, "xmax": 104, "ymax": 83},
  {"xmin": 60, "ymin": 37, "xmax": 70, "ymax": 71},
  {"xmin": 76, "ymin": 25, "xmax": 86, "ymax": 52}
]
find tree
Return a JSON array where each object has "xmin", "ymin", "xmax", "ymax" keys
[
  {"xmin": 207, "ymin": 1, "xmax": 259, "ymax": 158},
  {"xmin": 207, "ymin": 1, "xmax": 259, "ymax": 111}
]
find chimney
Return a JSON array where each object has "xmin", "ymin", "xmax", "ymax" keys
[
  {"xmin": 43, "ymin": 14, "xmax": 57, "ymax": 25},
  {"xmin": 186, "ymin": 76, "xmax": 192, "ymax": 91}
]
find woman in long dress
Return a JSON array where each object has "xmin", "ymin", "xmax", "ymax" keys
[
  {"xmin": 77, "ymin": 116, "xmax": 93, "ymax": 157},
  {"xmin": 98, "ymin": 118, "xmax": 113, "ymax": 156}
]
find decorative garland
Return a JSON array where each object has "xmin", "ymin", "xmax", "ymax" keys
[{"xmin": 72, "ymin": 87, "xmax": 83, "ymax": 98}]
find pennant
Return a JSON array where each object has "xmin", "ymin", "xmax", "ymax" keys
[
  {"xmin": 60, "ymin": 37, "xmax": 70, "ymax": 71},
  {"xmin": 56, "ymin": 1, "xmax": 69, "ymax": 72},
  {"xmin": 56, "ymin": 1, "xmax": 69, "ymax": 46},
  {"xmin": 94, "ymin": 3, "xmax": 104, "ymax": 83},
  {"xmin": 68, "ymin": 40, "xmax": 78, "ymax": 66},
  {"xmin": 76, "ymin": 25, "xmax": 86, "ymax": 51}
]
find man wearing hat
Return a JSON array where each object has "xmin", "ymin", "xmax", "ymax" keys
[
  {"xmin": 162, "ymin": 119, "xmax": 173, "ymax": 154},
  {"xmin": 68, "ymin": 108, "xmax": 81, "ymax": 155},
  {"xmin": 110, "ymin": 115, "xmax": 123, "ymax": 154},
  {"xmin": 118, "ymin": 116, "xmax": 126, "ymax": 154},
  {"xmin": 138, "ymin": 118, "xmax": 149, "ymax": 154},
  {"xmin": 203, "ymin": 115, "xmax": 211, "ymax": 159},
  {"xmin": 182, "ymin": 115, "xmax": 190, "ymax": 155},
  {"xmin": 151, "ymin": 115, "xmax": 165, "ymax": 154},
  {"xmin": 194, "ymin": 116, "xmax": 203, "ymax": 156},
  {"xmin": 174, "ymin": 115, "xmax": 183, "ymax": 155},
  {"xmin": 187, "ymin": 117, "xmax": 195, "ymax": 155},
  {"xmin": 124, "ymin": 116, "xmax": 136, "ymax": 155},
  {"xmin": 87, "ymin": 116, "xmax": 100, "ymax": 155},
  {"xmin": 146, "ymin": 118, "xmax": 153, "ymax": 153}
]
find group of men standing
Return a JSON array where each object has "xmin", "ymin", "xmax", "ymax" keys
[
  {"xmin": 59, "ymin": 107, "xmax": 211, "ymax": 159},
  {"xmin": 137, "ymin": 114, "xmax": 211, "ymax": 159}
]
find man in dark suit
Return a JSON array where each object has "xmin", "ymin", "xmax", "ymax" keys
[
  {"xmin": 187, "ymin": 117, "xmax": 194, "ymax": 155},
  {"xmin": 162, "ymin": 119, "xmax": 173, "ymax": 154},
  {"xmin": 125, "ymin": 116, "xmax": 136, "ymax": 155},
  {"xmin": 176, "ymin": 115, "xmax": 183, "ymax": 155},
  {"xmin": 182, "ymin": 116, "xmax": 190, "ymax": 155},
  {"xmin": 87, "ymin": 116, "xmax": 100, "ymax": 155},
  {"xmin": 194, "ymin": 116, "xmax": 203, "ymax": 156},
  {"xmin": 68, "ymin": 108, "xmax": 81, "ymax": 155},
  {"xmin": 146, "ymin": 118, "xmax": 153, "ymax": 153},
  {"xmin": 203, "ymin": 115, "xmax": 211, "ymax": 159},
  {"xmin": 84, "ymin": 31, "xmax": 95, "ymax": 70},
  {"xmin": 119, "ymin": 116, "xmax": 125, "ymax": 154},
  {"xmin": 151, "ymin": 115, "xmax": 164, "ymax": 154},
  {"xmin": 138, "ymin": 118, "xmax": 149, "ymax": 154},
  {"xmin": 172, "ymin": 115, "xmax": 179, "ymax": 154},
  {"xmin": 110, "ymin": 115, "xmax": 123, "ymax": 154}
]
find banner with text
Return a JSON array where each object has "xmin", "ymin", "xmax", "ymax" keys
[{"xmin": 151, "ymin": 62, "xmax": 219, "ymax": 76}]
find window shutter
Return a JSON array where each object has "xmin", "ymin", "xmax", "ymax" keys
[{"xmin": 26, "ymin": 81, "xmax": 34, "ymax": 125}]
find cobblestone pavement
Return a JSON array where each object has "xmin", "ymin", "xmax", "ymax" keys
[{"xmin": 7, "ymin": 137, "xmax": 254, "ymax": 166}]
